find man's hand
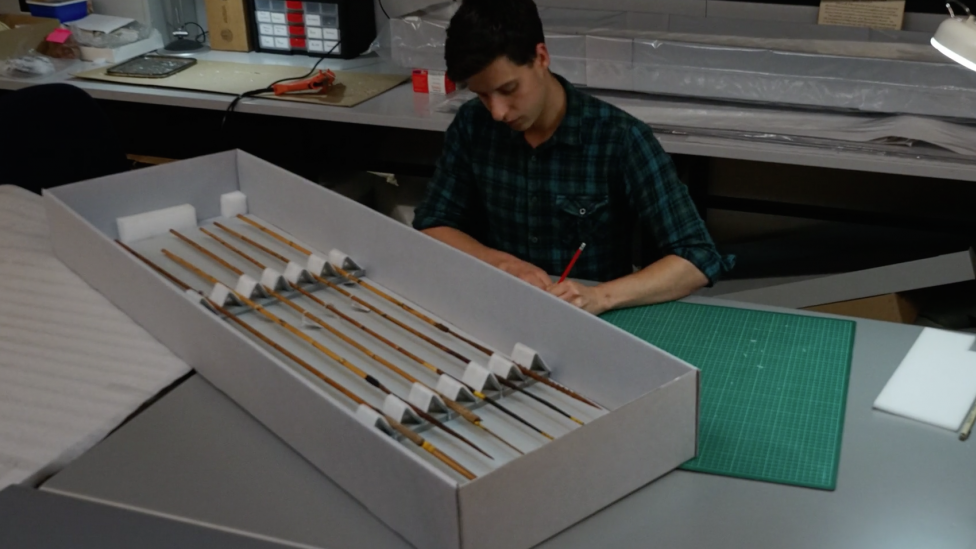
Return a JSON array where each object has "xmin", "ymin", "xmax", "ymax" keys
[
  {"xmin": 493, "ymin": 254, "xmax": 552, "ymax": 289},
  {"xmin": 547, "ymin": 280, "xmax": 610, "ymax": 315}
]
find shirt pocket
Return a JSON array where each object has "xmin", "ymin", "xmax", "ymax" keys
[{"xmin": 555, "ymin": 194, "xmax": 611, "ymax": 246}]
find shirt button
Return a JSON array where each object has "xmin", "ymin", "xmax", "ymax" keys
[
  {"xmin": 579, "ymin": 208, "xmax": 587, "ymax": 215},
  {"xmin": 529, "ymin": 236, "xmax": 539, "ymax": 243}
]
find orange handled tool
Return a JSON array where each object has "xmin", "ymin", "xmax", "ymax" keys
[{"xmin": 272, "ymin": 69, "xmax": 336, "ymax": 96}]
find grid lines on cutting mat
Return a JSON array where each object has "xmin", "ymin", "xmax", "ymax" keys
[{"xmin": 602, "ymin": 302, "xmax": 855, "ymax": 490}]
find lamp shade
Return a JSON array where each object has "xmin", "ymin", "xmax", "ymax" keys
[{"xmin": 932, "ymin": 16, "xmax": 976, "ymax": 72}]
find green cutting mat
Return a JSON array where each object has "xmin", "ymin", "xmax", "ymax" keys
[{"xmin": 602, "ymin": 301, "xmax": 855, "ymax": 490}]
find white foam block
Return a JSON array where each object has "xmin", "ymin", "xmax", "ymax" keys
[
  {"xmin": 116, "ymin": 204, "xmax": 196, "ymax": 244},
  {"xmin": 283, "ymin": 262, "xmax": 308, "ymax": 285},
  {"xmin": 308, "ymin": 254, "xmax": 328, "ymax": 276},
  {"xmin": 874, "ymin": 328, "xmax": 976, "ymax": 431},
  {"xmin": 220, "ymin": 191, "xmax": 248, "ymax": 218}
]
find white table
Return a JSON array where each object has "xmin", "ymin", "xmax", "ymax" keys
[{"xmin": 39, "ymin": 296, "xmax": 976, "ymax": 549}]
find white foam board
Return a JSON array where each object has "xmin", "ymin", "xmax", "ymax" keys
[{"xmin": 874, "ymin": 328, "xmax": 976, "ymax": 432}]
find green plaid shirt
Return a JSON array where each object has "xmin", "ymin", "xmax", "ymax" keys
[{"xmin": 413, "ymin": 75, "xmax": 733, "ymax": 284}]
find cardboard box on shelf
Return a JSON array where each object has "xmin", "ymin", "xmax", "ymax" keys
[
  {"xmin": 204, "ymin": 0, "xmax": 252, "ymax": 52},
  {"xmin": 0, "ymin": 13, "xmax": 59, "ymax": 59},
  {"xmin": 805, "ymin": 292, "xmax": 918, "ymax": 324}
]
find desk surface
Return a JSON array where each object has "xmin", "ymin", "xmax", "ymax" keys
[
  {"xmin": 42, "ymin": 295, "xmax": 976, "ymax": 549},
  {"xmin": 3, "ymin": 51, "xmax": 976, "ymax": 183}
]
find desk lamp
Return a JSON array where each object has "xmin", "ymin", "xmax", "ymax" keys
[{"xmin": 932, "ymin": 1, "xmax": 976, "ymax": 71}]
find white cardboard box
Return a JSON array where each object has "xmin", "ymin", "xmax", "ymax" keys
[{"xmin": 44, "ymin": 150, "xmax": 699, "ymax": 549}]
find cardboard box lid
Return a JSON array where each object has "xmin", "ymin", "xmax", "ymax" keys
[{"xmin": 0, "ymin": 14, "xmax": 60, "ymax": 60}]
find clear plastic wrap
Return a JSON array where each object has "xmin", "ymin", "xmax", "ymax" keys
[
  {"xmin": 628, "ymin": 38, "xmax": 976, "ymax": 119},
  {"xmin": 374, "ymin": 2, "xmax": 587, "ymax": 85},
  {"xmin": 381, "ymin": 4, "xmax": 976, "ymax": 120},
  {"xmin": 0, "ymin": 53, "xmax": 55, "ymax": 77},
  {"xmin": 428, "ymin": 88, "xmax": 976, "ymax": 159},
  {"xmin": 67, "ymin": 20, "xmax": 153, "ymax": 49}
]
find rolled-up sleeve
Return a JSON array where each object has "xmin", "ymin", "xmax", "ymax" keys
[
  {"xmin": 413, "ymin": 110, "xmax": 475, "ymax": 233},
  {"xmin": 623, "ymin": 125, "xmax": 734, "ymax": 285}
]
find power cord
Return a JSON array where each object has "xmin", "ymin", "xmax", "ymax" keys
[
  {"xmin": 378, "ymin": 0, "xmax": 390, "ymax": 19},
  {"xmin": 221, "ymin": 41, "xmax": 341, "ymax": 131},
  {"xmin": 184, "ymin": 21, "xmax": 208, "ymax": 43}
]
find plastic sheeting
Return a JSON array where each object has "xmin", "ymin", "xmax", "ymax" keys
[
  {"xmin": 379, "ymin": 3, "xmax": 976, "ymax": 120},
  {"xmin": 431, "ymin": 89, "xmax": 976, "ymax": 159}
]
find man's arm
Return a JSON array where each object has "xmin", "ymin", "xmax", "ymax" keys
[
  {"xmin": 422, "ymin": 227, "xmax": 551, "ymax": 289},
  {"xmin": 550, "ymin": 125, "xmax": 729, "ymax": 313},
  {"xmin": 548, "ymin": 255, "xmax": 707, "ymax": 314},
  {"xmin": 414, "ymin": 108, "xmax": 551, "ymax": 289}
]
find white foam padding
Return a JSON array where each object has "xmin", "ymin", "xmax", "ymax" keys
[
  {"xmin": 116, "ymin": 204, "xmax": 196, "ymax": 244},
  {"xmin": 328, "ymin": 249, "xmax": 350, "ymax": 267},
  {"xmin": 488, "ymin": 353, "xmax": 518, "ymax": 380},
  {"xmin": 235, "ymin": 274, "xmax": 261, "ymax": 299},
  {"xmin": 436, "ymin": 374, "xmax": 468, "ymax": 401},
  {"xmin": 307, "ymin": 254, "xmax": 328, "ymax": 276},
  {"xmin": 209, "ymin": 283, "xmax": 237, "ymax": 307},
  {"xmin": 462, "ymin": 361, "xmax": 492, "ymax": 392},
  {"xmin": 283, "ymin": 262, "xmax": 307, "ymax": 285},
  {"xmin": 382, "ymin": 394, "xmax": 421, "ymax": 425},
  {"xmin": 0, "ymin": 185, "xmax": 190, "ymax": 490},
  {"xmin": 408, "ymin": 382, "xmax": 443, "ymax": 413},
  {"xmin": 512, "ymin": 342, "xmax": 550, "ymax": 373},
  {"xmin": 874, "ymin": 328, "xmax": 976, "ymax": 431},
  {"xmin": 220, "ymin": 191, "xmax": 248, "ymax": 218},
  {"xmin": 355, "ymin": 404, "xmax": 386, "ymax": 430},
  {"xmin": 260, "ymin": 268, "xmax": 287, "ymax": 291}
]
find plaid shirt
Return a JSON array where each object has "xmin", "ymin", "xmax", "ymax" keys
[{"xmin": 413, "ymin": 75, "xmax": 733, "ymax": 284}]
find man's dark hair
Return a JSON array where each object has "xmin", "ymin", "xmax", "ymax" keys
[{"xmin": 445, "ymin": 0, "xmax": 546, "ymax": 83}]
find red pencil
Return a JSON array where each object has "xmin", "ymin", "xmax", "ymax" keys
[{"xmin": 557, "ymin": 243, "xmax": 587, "ymax": 284}]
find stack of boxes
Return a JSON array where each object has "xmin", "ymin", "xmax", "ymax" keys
[{"xmin": 253, "ymin": 0, "xmax": 341, "ymax": 56}]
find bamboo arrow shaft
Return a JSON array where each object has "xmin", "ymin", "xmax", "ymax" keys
[
  {"xmin": 212, "ymin": 300, "xmax": 477, "ymax": 480},
  {"xmin": 120, "ymin": 243, "xmax": 475, "ymax": 480},
  {"xmin": 170, "ymin": 229, "xmax": 245, "ymax": 276},
  {"xmin": 288, "ymin": 283, "xmax": 526, "ymax": 454},
  {"xmin": 198, "ymin": 227, "xmax": 484, "ymax": 422},
  {"xmin": 208, "ymin": 225, "xmax": 554, "ymax": 442},
  {"xmin": 162, "ymin": 249, "xmax": 492, "ymax": 460},
  {"xmin": 187, "ymin": 229, "xmax": 527, "ymax": 451},
  {"xmin": 201, "ymin": 227, "xmax": 266, "ymax": 270},
  {"xmin": 215, "ymin": 221, "xmax": 292, "ymax": 264},
  {"xmin": 235, "ymin": 214, "xmax": 600, "ymax": 410}
]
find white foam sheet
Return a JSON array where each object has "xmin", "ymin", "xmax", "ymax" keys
[
  {"xmin": 874, "ymin": 328, "xmax": 976, "ymax": 432},
  {"xmin": 0, "ymin": 185, "xmax": 190, "ymax": 490}
]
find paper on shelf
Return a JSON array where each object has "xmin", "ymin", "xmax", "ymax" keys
[{"xmin": 71, "ymin": 14, "xmax": 134, "ymax": 34}]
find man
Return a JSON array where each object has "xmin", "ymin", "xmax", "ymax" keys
[{"xmin": 413, "ymin": 0, "xmax": 732, "ymax": 315}]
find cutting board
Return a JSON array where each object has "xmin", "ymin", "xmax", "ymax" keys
[{"xmin": 603, "ymin": 302, "xmax": 855, "ymax": 490}]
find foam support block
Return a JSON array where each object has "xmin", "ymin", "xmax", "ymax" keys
[
  {"xmin": 220, "ymin": 191, "xmax": 248, "ymax": 218},
  {"xmin": 116, "ymin": 204, "xmax": 197, "ymax": 244}
]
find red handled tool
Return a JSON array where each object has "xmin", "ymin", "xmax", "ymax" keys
[{"xmin": 272, "ymin": 69, "xmax": 336, "ymax": 96}]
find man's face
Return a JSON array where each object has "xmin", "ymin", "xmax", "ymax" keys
[{"xmin": 466, "ymin": 44, "xmax": 550, "ymax": 132}]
